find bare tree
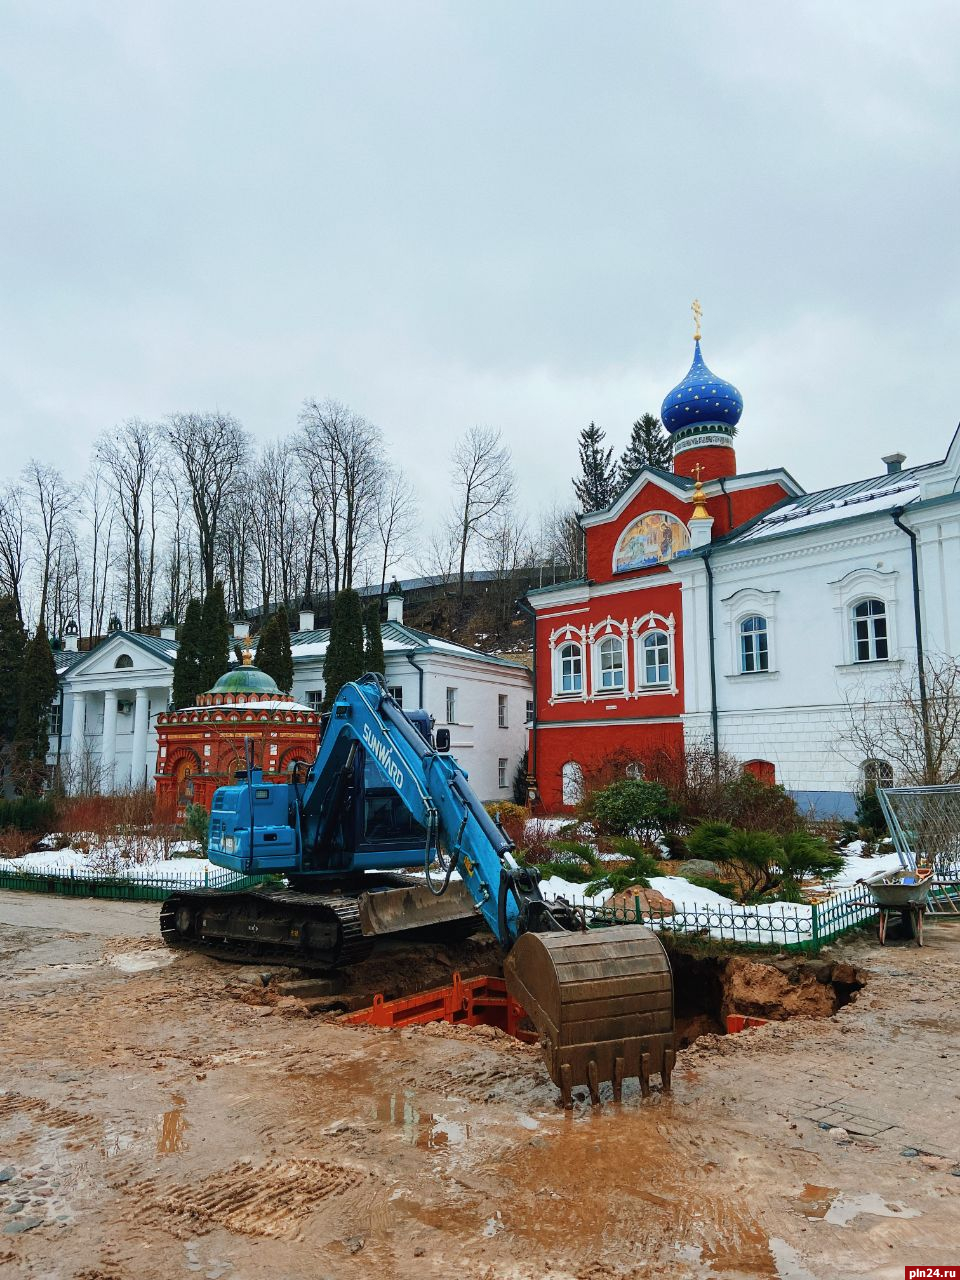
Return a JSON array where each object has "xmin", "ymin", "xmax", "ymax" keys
[
  {"xmin": 167, "ymin": 412, "xmax": 249, "ymax": 595},
  {"xmin": 448, "ymin": 426, "xmax": 514, "ymax": 604},
  {"xmin": 24, "ymin": 461, "xmax": 74, "ymax": 629},
  {"xmin": 841, "ymin": 654, "xmax": 960, "ymax": 785},
  {"xmin": 375, "ymin": 468, "xmax": 418, "ymax": 596},
  {"xmin": 97, "ymin": 419, "xmax": 163, "ymax": 630},
  {"xmin": 295, "ymin": 399, "xmax": 385, "ymax": 597},
  {"xmin": 0, "ymin": 485, "xmax": 27, "ymax": 623},
  {"xmin": 80, "ymin": 465, "xmax": 116, "ymax": 640},
  {"xmin": 537, "ymin": 502, "xmax": 584, "ymax": 583}
]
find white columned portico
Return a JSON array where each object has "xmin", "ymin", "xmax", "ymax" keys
[
  {"xmin": 70, "ymin": 692, "xmax": 87, "ymax": 768},
  {"xmin": 131, "ymin": 688, "xmax": 150, "ymax": 788},
  {"xmin": 101, "ymin": 690, "xmax": 118, "ymax": 789}
]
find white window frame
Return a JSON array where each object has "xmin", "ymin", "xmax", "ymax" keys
[
  {"xmin": 498, "ymin": 757, "xmax": 509, "ymax": 789},
  {"xmin": 595, "ymin": 635, "xmax": 625, "ymax": 692},
  {"xmin": 738, "ymin": 615, "xmax": 769, "ymax": 674},
  {"xmin": 549, "ymin": 625, "xmax": 587, "ymax": 701},
  {"xmin": 498, "ymin": 693, "xmax": 508, "ymax": 727},
  {"xmin": 525, "ymin": 698, "xmax": 534, "ymax": 724},
  {"xmin": 640, "ymin": 629, "xmax": 671, "ymax": 687},
  {"xmin": 445, "ymin": 686, "xmax": 458, "ymax": 724},
  {"xmin": 587, "ymin": 616, "xmax": 629, "ymax": 700},
  {"xmin": 850, "ymin": 597, "xmax": 889, "ymax": 663},
  {"xmin": 387, "ymin": 685, "xmax": 404, "ymax": 707},
  {"xmin": 305, "ymin": 689, "xmax": 323, "ymax": 713},
  {"xmin": 630, "ymin": 612, "xmax": 678, "ymax": 696}
]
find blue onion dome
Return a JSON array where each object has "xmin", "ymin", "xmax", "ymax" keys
[{"xmin": 661, "ymin": 341, "xmax": 743, "ymax": 435}]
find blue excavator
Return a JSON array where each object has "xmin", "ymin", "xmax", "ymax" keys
[{"xmin": 161, "ymin": 674, "xmax": 674, "ymax": 1105}]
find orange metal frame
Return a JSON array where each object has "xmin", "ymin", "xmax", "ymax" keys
[{"xmin": 343, "ymin": 972, "xmax": 538, "ymax": 1043}]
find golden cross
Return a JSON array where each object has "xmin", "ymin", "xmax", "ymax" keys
[
  {"xmin": 692, "ymin": 461, "xmax": 704, "ymax": 483},
  {"xmin": 691, "ymin": 298, "xmax": 702, "ymax": 341}
]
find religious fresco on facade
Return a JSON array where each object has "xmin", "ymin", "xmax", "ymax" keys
[{"xmin": 613, "ymin": 511, "xmax": 691, "ymax": 572}]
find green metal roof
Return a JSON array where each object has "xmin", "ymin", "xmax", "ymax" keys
[{"xmin": 209, "ymin": 665, "xmax": 279, "ymax": 695}]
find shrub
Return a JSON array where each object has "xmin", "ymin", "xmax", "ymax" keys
[
  {"xmin": 585, "ymin": 838, "xmax": 661, "ymax": 896},
  {"xmin": 483, "ymin": 800, "xmax": 527, "ymax": 847},
  {"xmin": 854, "ymin": 786, "xmax": 887, "ymax": 837},
  {"xmin": 183, "ymin": 804, "xmax": 209, "ymax": 851},
  {"xmin": 585, "ymin": 779, "xmax": 678, "ymax": 841},
  {"xmin": 686, "ymin": 820, "xmax": 843, "ymax": 903},
  {"xmin": 0, "ymin": 796, "xmax": 57, "ymax": 834}
]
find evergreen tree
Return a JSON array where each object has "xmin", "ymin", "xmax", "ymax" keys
[
  {"xmin": 322, "ymin": 589, "xmax": 365, "ymax": 710},
  {"xmin": 254, "ymin": 608, "xmax": 295, "ymax": 692},
  {"xmin": 198, "ymin": 582, "xmax": 230, "ymax": 693},
  {"xmin": 363, "ymin": 601, "xmax": 385, "ymax": 675},
  {"xmin": 13, "ymin": 625, "xmax": 58, "ymax": 794},
  {"xmin": 172, "ymin": 598, "xmax": 204, "ymax": 708},
  {"xmin": 617, "ymin": 414, "xmax": 673, "ymax": 492},
  {"xmin": 573, "ymin": 422, "xmax": 616, "ymax": 512},
  {"xmin": 0, "ymin": 595, "xmax": 27, "ymax": 766},
  {"xmin": 274, "ymin": 606, "xmax": 294, "ymax": 693},
  {"xmin": 254, "ymin": 614, "xmax": 277, "ymax": 679}
]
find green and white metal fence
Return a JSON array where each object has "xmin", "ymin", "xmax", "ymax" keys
[
  {"xmin": 581, "ymin": 882, "xmax": 879, "ymax": 952},
  {"xmin": 0, "ymin": 862, "xmax": 273, "ymax": 903}
]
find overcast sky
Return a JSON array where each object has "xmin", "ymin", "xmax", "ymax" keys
[{"xmin": 2, "ymin": 1, "xmax": 959, "ymax": 529}]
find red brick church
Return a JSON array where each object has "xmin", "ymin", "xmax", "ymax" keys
[{"xmin": 524, "ymin": 315, "xmax": 800, "ymax": 810}]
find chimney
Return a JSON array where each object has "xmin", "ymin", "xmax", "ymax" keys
[
  {"xmin": 64, "ymin": 618, "xmax": 80, "ymax": 653},
  {"xmin": 298, "ymin": 597, "xmax": 315, "ymax": 631},
  {"xmin": 233, "ymin": 616, "xmax": 250, "ymax": 640},
  {"xmin": 386, "ymin": 579, "xmax": 404, "ymax": 624},
  {"xmin": 882, "ymin": 452, "xmax": 906, "ymax": 475},
  {"xmin": 159, "ymin": 609, "xmax": 177, "ymax": 641}
]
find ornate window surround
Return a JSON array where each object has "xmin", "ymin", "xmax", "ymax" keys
[
  {"xmin": 548, "ymin": 623, "xmax": 588, "ymax": 703},
  {"xmin": 720, "ymin": 587, "xmax": 779, "ymax": 677},
  {"xmin": 829, "ymin": 567, "xmax": 899, "ymax": 668},
  {"xmin": 588, "ymin": 616, "xmax": 629, "ymax": 699},
  {"xmin": 630, "ymin": 611, "xmax": 678, "ymax": 697}
]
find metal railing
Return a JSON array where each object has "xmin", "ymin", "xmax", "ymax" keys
[
  {"xmin": 580, "ymin": 882, "xmax": 879, "ymax": 953},
  {"xmin": 0, "ymin": 862, "xmax": 272, "ymax": 903}
]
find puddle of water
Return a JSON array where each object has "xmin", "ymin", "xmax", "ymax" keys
[
  {"xmin": 108, "ymin": 951, "xmax": 174, "ymax": 974},
  {"xmin": 823, "ymin": 1192, "xmax": 920, "ymax": 1227},
  {"xmin": 795, "ymin": 1183, "xmax": 838, "ymax": 1219},
  {"xmin": 374, "ymin": 1092, "xmax": 470, "ymax": 1150},
  {"xmin": 769, "ymin": 1237, "xmax": 818, "ymax": 1280},
  {"xmin": 157, "ymin": 1095, "xmax": 188, "ymax": 1155}
]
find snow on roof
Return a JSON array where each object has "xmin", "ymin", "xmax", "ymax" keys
[
  {"xmin": 724, "ymin": 463, "xmax": 935, "ymax": 545},
  {"xmin": 290, "ymin": 622, "xmax": 527, "ymax": 669}
]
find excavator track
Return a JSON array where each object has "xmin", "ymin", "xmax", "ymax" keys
[
  {"xmin": 160, "ymin": 887, "xmax": 373, "ymax": 970},
  {"xmin": 504, "ymin": 924, "xmax": 675, "ymax": 1107}
]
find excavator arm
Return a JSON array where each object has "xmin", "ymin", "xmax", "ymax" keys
[{"xmin": 305, "ymin": 676, "xmax": 675, "ymax": 1105}]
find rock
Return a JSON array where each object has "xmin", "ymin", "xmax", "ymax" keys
[
  {"xmin": 607, "ymin": 887, "xmax": 675, "ymax": 917},
  {"xmin": 677, "ymin": 859, "xmax": 721, "ymax": 879},
  {"xmin": 414, "ymin": 1248, "xmax": 426, "ymax": 1258},
  {"xmin": 0, "ymin": 1170, "xmax": 15, "ymax": 1185},
  {"xmin": 346, "ymin": 1236, "xmax": 364, "ymax": 1254},
  {"xmin": 901, "ymin": 1147, "xmax": 920, "ymax": 1157},
  {"xmin": 919, "ymin": 1154, "xmax": 954, "ymax": 1171},
  {"xmin": 831, "ymin": 962, "xmax": 860, "ymax": 985},
  {"xmin": 828, "ymin": 1127, "xmax": 849, "ymax": 1140},
  {"xmin": 2, "ymin": 1217, "xmax": 44, "ymax": 1234},
  {"xmin": 274, "ymin": 977, "xmax": 343, "ymax": 998}
]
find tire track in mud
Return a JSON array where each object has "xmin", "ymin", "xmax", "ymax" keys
[
  {"xmin": 134, "ymin": 1157, "xmax": 370, "ymax": 1239},
  {"xmin": 0, "ymin": 1090, "xmax": 104, "ymax": 1143}
]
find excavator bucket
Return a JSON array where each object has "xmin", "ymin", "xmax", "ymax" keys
[{"xmin": 503, "ymin": 925, "xmax": 675, "ymax": 1107}]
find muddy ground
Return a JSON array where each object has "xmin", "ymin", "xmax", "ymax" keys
[{"xmin": 0, "ymin": 891, "xmax": 958, "ymax": 1280}]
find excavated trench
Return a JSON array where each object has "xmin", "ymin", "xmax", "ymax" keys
[{"xmin": 667, "ymin": 947, "xmax": 868, "ymax": 1049}]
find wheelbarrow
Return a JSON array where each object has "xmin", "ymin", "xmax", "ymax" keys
[{"xmin": 865, "ymin": 867, "xmax": 934, "ymax": 946}]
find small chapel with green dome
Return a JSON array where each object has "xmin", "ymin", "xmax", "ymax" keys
[{"xmin": 154, "ymin": 643, "xmax": 322, "ymax": 817}]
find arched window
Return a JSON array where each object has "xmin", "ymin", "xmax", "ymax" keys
[
  {"xmin": 561, "ymin": 761, "xmax": 584, "ymax": 806},
  {"xmin": 641, "ymin": 631, "xmax": 670, "ymax": 686},
  {"xmin": 114, "ymin": 654, "xmax": 133, "ymax": 669},
  {"xmin": 862, "ymin": 758, "xmax": 893, "ymax": 790},
  {"xmin": 597, "ymin": 636, "xmax": 624, "ymax": 691},
  {"xmin": 852, "ymin": 598, "xmax": 888, "ymax": 662},
  {"xmin": 739, "ymin": 615, "xmax": 769, "ymax": 673},
  {"xmin": 556, "ymin": 642, "xmax": 583, "ymax": 695}
]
